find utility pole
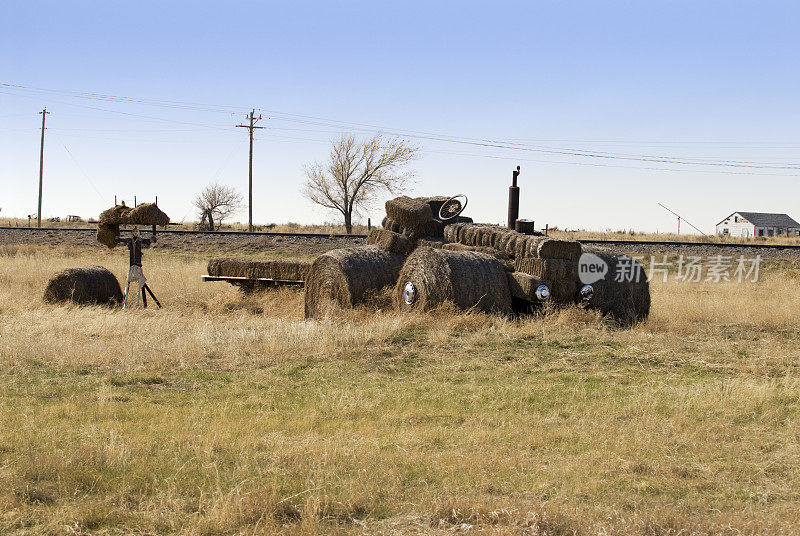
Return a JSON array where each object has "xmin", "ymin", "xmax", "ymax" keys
[
  {"xmin": 37, "ymin": 108, "xmax": 49, "ymax": 228},
  {"xmin": 236, "ymin": 109, "xmax": 263, "ymax": 232}
]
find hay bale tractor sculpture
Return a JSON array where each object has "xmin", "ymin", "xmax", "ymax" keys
[{"xmin": 207, "ymin": 193, "xmax": 650, "ymax": 326}]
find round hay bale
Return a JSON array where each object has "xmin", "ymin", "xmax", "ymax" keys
[
  {"xmin": 129, "ymin": 203, "xmax": 170, "ymax": 226},
  {"xmin": 395, "ymin": 247, "xmax": 511, "ymax": 314},
  {"xmin": 460, "ymin": 225, "xmax": 476, "ymax": 245},
  {"xmin": 443, "ymin": 222, "xmax": 464, "ymax": 243},
  {"xmin": 514, "ymin": 236, "xmax": 531, "ymax": 259},
  {"xmin": 304, "ymin": 246, "xmax": 407, "ymax": 318},
  {"xmin": 503, "ymin": 233, "xmax": 519, "ymax": 258},
  {"xmin": 583, "ymin": 252, "xmax": 650, "ymax": 326},
  {"xmin": 473, "ymin": 227, "xmax": 487, "ymax": 247},
  {"xmin": 99, "ymin": 205, "xmax": 133, "ymax": 225},
  {"xmin": 494, "ymin": 230, "xmax": 512, "ymax": 252},
  {"xmin": 96, "ymin": 223, "xmax": 118, "ymax": 249},
  {"xmin": 480, "ymin": 228, "xmax": 496, "ymax": 248},
  {"xmin": 460, "ymin": 224, "xmax": 494, "ymax": 247},
  {"xmin": 43, "ymin": 266, "xmax": 123, "ymax": 306},
  {"xmin": 488, "ymin": 228, "xmax": 506, "ymax": 248},
  {"xmin": 494, "ymin": 230, "xmax": 524, "ymax": 257},
  {"xmin": 524, "ymin": 237, "xmax": 542, "ymax": 257}
]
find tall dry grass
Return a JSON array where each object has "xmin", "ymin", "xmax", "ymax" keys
[{"xmin": 0, "ymin": 245, "xmax": 798, "ymax": 535}]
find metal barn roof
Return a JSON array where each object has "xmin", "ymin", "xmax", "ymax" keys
[{"xmin": 725, "ymin": 212, "xmax": 800, "ymax": 228}]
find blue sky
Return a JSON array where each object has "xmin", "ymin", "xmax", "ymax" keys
[{"xmin": 1, "ymin": 0, "xmax": 798, "ymax": 232}]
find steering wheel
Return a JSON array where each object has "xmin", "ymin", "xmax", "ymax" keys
[{"xmin": 438, "ymin": 194, "xmax": 468, "ymax": 221}]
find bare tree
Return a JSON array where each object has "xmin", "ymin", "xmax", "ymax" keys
[
  {"xmin": 303, "ymin": 135, "xmax": 418, "ymax": 233},
  {"xmin": 193, "ymin": 182, "xmax": 244, "ymax": 231}
]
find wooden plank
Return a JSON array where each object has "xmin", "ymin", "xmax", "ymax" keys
[{"xmin": 202, "ymin": 274, "xmax": 304, "ymax": 287}]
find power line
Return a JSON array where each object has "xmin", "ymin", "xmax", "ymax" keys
[
  {"xmin": 0, "ymin": 89, "xmax": 235, "ymax": 130},
  {"xmin": 420, "ymin": 148, "xmax": 800, "ymax": 178},
  {"xmin": 4, "ymin": 81, "xmax": 800, "ymax": 171},
  {"xmin": 0, "ymin": 82, "xmax": 247, "ymax": 114}
]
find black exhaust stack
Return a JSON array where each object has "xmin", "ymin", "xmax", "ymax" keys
[{"xmin": 507, "ymin": 166, "xmax": 520, "ymax": 229}]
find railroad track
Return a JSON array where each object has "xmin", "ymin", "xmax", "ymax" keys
[
  {"xmin": 0, "ymin": 226, "xmax": 366, "ymax": 239},
  {"xmin": 2, "ymin": 226, "xmax": 800, "ymax": 249}
]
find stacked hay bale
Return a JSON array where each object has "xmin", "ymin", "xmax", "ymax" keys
[
  {"xmin": 395, "ymin": 248, "xmax": 511, "ymax": 314},
  {"xmin": 43, "ymin": 266, "xmax": 123, "ymax": 306},
  {"xmin": 305, "ymin": 246, "xmax": 407, "ymax": 318},
  {"xmin": 207, "ymin": 258, "xmax": 311, "ymax": 281},
  {"xmin": 96, "ymin": 203, "xmax": 170, "ymax": 248}
]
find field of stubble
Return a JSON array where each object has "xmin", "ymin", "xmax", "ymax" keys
[{"xmin": 0, "ymin": 244, "xmax": 799, "ymax": 535}]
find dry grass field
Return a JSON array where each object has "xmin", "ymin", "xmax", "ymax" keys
[{"xmin": 1, "ymin": 244, "xmax": 799, "ymax": 535}]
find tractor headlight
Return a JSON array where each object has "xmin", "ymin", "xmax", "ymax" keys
[
  {"xmin": 402, "ymin": 282, "xmax": 417, "ymax": 305},
  {"xmin": 580, "ymin": 284, "xmax": 594, "ymax": 302},
  {"xmin": 535, "ymin": 284, "xmax": 550, "ymax": 301}
]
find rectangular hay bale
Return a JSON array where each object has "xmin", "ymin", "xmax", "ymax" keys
[
  {"xmin": 506, "ymin": 272, "xmax": 547, "ymax": 301},
  {"xmin": 207, "ymin": 258, "xmax": 311, "ymax": 281},
  {"xmin": 514, "ymin": 257, "xmax": 578, "ymax": 281},
  {"xmin": 385, "ymin": 196, "xmax": 434, "ymax": 235},
  {"xmin": 537, "ymin": 238, "xmax": 582, "ymax": 260}
]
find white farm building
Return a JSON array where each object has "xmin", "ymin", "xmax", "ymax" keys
[{"xmin": 716, "ymin": 212, "xmax": 800, "ymax": 237}]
